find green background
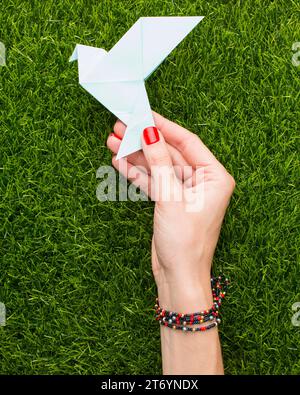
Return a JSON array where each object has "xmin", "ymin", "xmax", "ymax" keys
[{"xmin": 0, "ymin": 0, "xmax": 299, "ymax": 374}]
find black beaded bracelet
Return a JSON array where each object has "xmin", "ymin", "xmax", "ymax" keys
[
  {"xmin": 154, "ymin": 275, "xmax": 229, "ymax": 332},
  {"xmin": 159, "ymin": 320, "xmax": 218, "ymax": 332}
]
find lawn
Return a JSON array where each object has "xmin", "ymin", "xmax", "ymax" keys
[{"xmin": 0, "ymin": 0, "xmax": 299, "ymax": 374}]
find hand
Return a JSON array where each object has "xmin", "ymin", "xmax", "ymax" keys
[{"xmin": 107, "ymin": 112, "xmax": 235, "ymax": 312}]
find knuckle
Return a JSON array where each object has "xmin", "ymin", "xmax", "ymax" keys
[{"xmin": 220, "ymin": 171, "xmax": 236, "ymax": 192}]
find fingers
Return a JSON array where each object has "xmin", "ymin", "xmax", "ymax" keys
[
  {"xmin": 113, "ymin": 119, "xmax": 190, "ymax": 170},
  {"xmin": 113, "ymin": 120, "xmax": 126, "ymax": 138},
  {"xmin": 151, "ymin": 111, "xmax": 219, "ymax": 167},
  {"xmin": 113, "ymin": 113, "xmax": 220, "ymax": 167},
  {"xmin": 107, "ymin": 131, "xmax": 191, "ymax": 181},
  {"xmin": 142, "ymin": 127, "xmax": 173, "ymax": 169},
  {"xmin": 141, "ymin": 127, "xmax": 181, "ymax": 201},
  {"xmin": 107, "ymin": 133, "xmax": 150, "ymax": 172}
]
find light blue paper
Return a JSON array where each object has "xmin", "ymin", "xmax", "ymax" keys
[{"xmin": 70, "ymin": 16, "xmax": 204, "ymax": 159}]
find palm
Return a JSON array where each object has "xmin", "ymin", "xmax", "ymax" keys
[{"xmin": 151, "ymin": 163, "xmax": 234, "ymax": 283}]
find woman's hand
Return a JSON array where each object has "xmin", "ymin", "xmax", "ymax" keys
[
  {"xmin": 107, "ymin": 111, "xmax": 235, "ymax": 312},
  {"xmin": 107, "ymin": 111, "xmax": 235, "ymax": 374}
]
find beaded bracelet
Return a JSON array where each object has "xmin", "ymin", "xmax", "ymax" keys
[{"xmin": 154, "ymin": 275, "xmax": 229, "ymax": 332}]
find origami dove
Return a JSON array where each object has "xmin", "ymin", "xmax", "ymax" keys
[{"xmin": 70, "ymin": 16, "xmax": 204, "ymax": 159}]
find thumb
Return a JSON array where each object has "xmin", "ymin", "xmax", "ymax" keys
[{"xmin": 141, "ymin": 126, "xmax": 180, "ymax": 201}]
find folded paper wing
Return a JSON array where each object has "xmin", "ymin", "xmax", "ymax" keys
[{"xmin": 70, "ymin": 16, "xmax": 204, "ymax": 159}]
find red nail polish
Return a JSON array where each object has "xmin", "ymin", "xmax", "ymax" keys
[
  {"xmin": 143, "ymin": 127, "xmax": 159, "ymax": 145},
  {"xmin": 110, "ymin": 132, "xmax": 122, "ymax": 141}
]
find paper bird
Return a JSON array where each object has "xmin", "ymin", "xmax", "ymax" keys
[{"xmin": 70, "ymin": 16, "xmax": 204, "ymax": 159}]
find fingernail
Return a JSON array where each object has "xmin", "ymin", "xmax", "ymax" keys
[
  {"xmin": 110, "ymin": 132, "xmax": 122, "ymax": 141},
  {"xmin": 143, "ymin": 127, "xmax": 160, "ymax": 145}
]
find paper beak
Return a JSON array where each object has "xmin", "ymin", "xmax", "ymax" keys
[{"xmin": 69, "ymin": 45, "xmax": 78, "ymax": 62}]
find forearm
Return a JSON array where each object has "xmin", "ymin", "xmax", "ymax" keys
[{"xmin": 157, "ymin": 271, "xmax": 224, "ymax": 375}]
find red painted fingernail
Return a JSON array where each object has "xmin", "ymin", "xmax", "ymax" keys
[
  {"xmin": 143, "ymin": 127, "xmax": 159, "ymax": 145},
  {"xmin": 110, "ymin": 132, "xmax": 122, "ymax": 141}
]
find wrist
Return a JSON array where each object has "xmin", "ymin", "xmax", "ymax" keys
[{"xmin": 157, "ymin": 272, "xmax": 213, "ymax": 313}]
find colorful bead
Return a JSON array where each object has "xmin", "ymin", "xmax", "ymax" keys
[{"xmin": 154, "ymin": 274, "xmax": 229, "ymax": 333}]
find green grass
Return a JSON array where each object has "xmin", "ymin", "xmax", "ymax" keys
[{"xmin": 0, "ymin": 0, "xmax": 299, "ymax": 374}]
